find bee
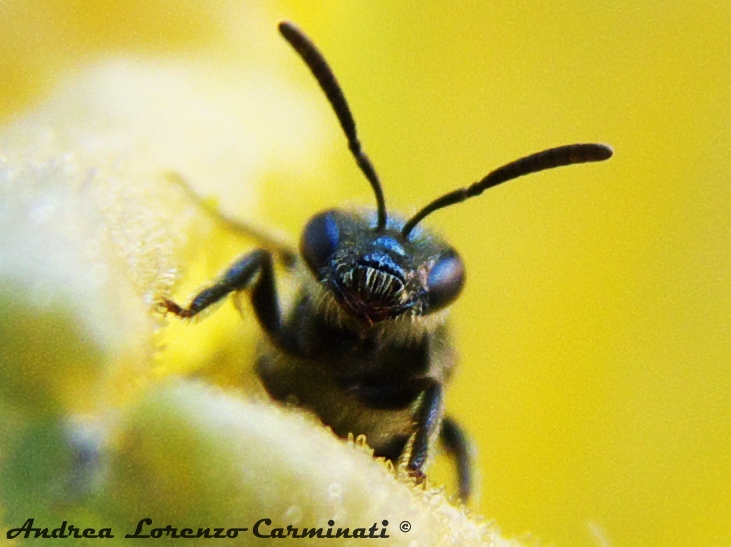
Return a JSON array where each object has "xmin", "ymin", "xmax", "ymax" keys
[{"xmin": 161, "ymin": 21, "xmax": 613, "ymax": 503}]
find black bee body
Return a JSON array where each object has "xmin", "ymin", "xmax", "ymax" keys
[
  {"xmin": 255, "ymin": 309, "xmax": 454, "ymax": 464},
  {"xmin": 161, "ymin": 22, "xmax": 613, "ymax": 503},
  {"xmin": 256, "ymin": 211, "xmax": 458, "ymax": 465}
]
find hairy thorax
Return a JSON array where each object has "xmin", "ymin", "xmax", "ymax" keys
[{"xmin": 255, "ymin": 283, "xmax": 456, "ymax": 460}]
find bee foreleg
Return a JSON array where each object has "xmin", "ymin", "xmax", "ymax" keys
[
  {"xmin": 161, "ymin": 249, "xmax": 281, "ymax": 335},
  {"xmin": 405, "ymin": 380, "xmax": 443, "ymax": 483},
  {"xmin": 440, "ymin": 415, "xmax": 473, "ymax": 503}
]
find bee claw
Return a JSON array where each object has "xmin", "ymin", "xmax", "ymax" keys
[
  {"xmin": 157, "ymin": 298, "xmax": 188, "ymax": 318},
  {"xmin": 405, "ymin": 466, "xmax": 428, "ymax": 490}
]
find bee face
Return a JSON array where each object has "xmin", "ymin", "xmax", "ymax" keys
[{"xmin": 300, "ymin": 209, "xmax": 465, "ymax": 324}]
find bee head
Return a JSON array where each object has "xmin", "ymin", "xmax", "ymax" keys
[
  {"xmin": 281, "ymin": 21, "xmax": 612, "ymax": 325},
  {"xmin": 300, "ymin": 209, "xmax": 465, "ymax": 325}
]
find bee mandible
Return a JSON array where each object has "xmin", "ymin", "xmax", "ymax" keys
[{"xmin": 161, "ymin": 21, "xmax": 613, "ymax": 503}]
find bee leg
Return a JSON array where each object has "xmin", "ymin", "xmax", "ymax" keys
[
  {"xmin": 440, "ymin": 416, "xmax": 473, "ymax": 503},
  {"xmin": 161, "ymin": 249, "xmax": 281, "ymax": 335},
  {"xmin": 165, "ymin": 171, "xmax": 298, "ymax": 268},
  {"xmin": 213, "ymin": 217, "xmax": 297, "ymax": 269},
  {"xmin": 405, "ymin": 381, "xmax": 443, "ymax": 484}
]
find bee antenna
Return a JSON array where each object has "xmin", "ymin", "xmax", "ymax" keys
[
  {"xmin": 279, "ymin": 21, "xmax": 387, "ymax": 231},
  {"xmin": 401, "ymin": 143, "xmax": 613, "ymax": 238}
]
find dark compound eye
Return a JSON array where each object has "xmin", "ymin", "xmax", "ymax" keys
[
  {"xmin": 426, "ymin": 251, "xmax": 465, "ymax": 311},
  {"xmin": 300, "ymin": 210, "xmax": 340, "ymax": 274}
]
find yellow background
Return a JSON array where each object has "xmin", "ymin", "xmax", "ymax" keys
[{"xmin": 2, "ymin": 1, "xmax": 729, "ymax": 545}]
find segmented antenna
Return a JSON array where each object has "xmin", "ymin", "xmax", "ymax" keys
[
  {"xmin": 401, "ymin": 143, "xmax": 614, "ymax": 238},
  {"xmin": 279, "ymin": 21, "xmax": 388, "ymax": 231}
]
